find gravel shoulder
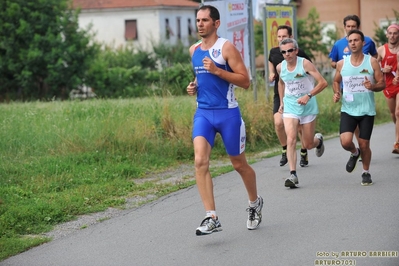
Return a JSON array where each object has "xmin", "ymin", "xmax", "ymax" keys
[{"xmin": 44, "ymin": 151, "xmax": 271, "ymax": 240}]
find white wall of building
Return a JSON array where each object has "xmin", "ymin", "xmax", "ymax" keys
[
  {"xmin": 158, "ymin": 10, "xmax": 197, "ymax": 46},
  {"xmin": 78, "ymin": 8, "xmax": 197, "ymax": 50}
]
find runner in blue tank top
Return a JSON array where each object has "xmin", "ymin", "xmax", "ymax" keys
[
  {"xmin": 186, "ymin": 5, "xmax": 263, "ymax": 236},
  {"xmin": 329, "ymin": 15, "xmax": 377, "ymax": 70},
  {"xmin": 332, "ymin": 29, "xmax": 385, "ymax": 186},
  {"xmin": 276, "ymin": 38, "xmax": 328, "ymax": 188}
]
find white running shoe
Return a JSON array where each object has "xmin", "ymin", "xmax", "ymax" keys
[
  {"xmin": 247, "ymin": 196, "xmax": 264, "ymax": 230},
  {"xmin": 196, "ymin": 216, "xmax": 222, "ymax": 236},
  {"xmin": 285, "ymin": 174, "xmax": 299, "ymax": 188},
  {"xmin": 315, "ymin": 133, "xmax": 325, "ymax": 157}
]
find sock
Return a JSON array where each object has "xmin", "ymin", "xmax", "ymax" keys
[
  {"xmin": 206, "ymin": 210, "xmax": 217, "ymax": 219},
  {"xmin": 282, "ymin": 145, "xmax": 287, "ymax": 152},
  {"xmin": 290, "ymin": 170, "xmax": 297, "ymax": 176},
  {"xmin": 362, "ymin": 169, "xmax": 370, "ymax": 174},
  {"xmin": 249, "ymin": 196, "xmax": 259, "ymax": 207},
  {"xmin": 300, "ymin": 148, "xmax": 307, "ymax": 154},
  {"xmin": 352, "ymin": 149, "xmax": 359, "ymax": 156}
]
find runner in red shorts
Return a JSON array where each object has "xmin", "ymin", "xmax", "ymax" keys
[{"xmin": 377, "ymin": 23, "xmax": 399, "ymax": 154}]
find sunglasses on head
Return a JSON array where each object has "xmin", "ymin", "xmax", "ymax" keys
[{"xmin": 280, "ymin": 48, "xmax": 296, "ymax": 55}]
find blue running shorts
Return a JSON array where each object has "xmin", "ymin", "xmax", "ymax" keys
[{"xmin": 192, "ymin": 107, "xmax": 246, "ymax": 156}]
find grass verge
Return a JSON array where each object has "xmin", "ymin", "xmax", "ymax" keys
[{"xmin": 0, "ymin": 86, "xmax": 391, "ymax": 261}]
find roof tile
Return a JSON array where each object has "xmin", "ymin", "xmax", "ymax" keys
[{"xmin": 72, "ymin": 0, "xmax": 199, "ymax": 9}]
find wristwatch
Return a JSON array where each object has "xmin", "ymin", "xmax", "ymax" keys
[{"xmin": 307, "ymin": 93, "xmax": 313, "ymax": 99}]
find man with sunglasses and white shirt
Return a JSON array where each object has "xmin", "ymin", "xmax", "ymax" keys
[
  {"xmin": 268, "ymin": 25, "xmax": 312, "ymax": 168},
  {"xmin": 276, "ymin": 38, "xmax": 328, "ymax": 188}
]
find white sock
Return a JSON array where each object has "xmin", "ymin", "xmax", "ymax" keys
[
  {"xmin": 206, "ymin": 210, "xmax": 217, "ymax": 219},
  {"xmin": 249, "ymin": 196, "xmax": 259, "ymax": 207}
]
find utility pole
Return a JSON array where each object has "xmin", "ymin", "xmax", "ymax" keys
[{"xmin": 248, "ymin": 0, "xmax": 257, "ymax": 101}]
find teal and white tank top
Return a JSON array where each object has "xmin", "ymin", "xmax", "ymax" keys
[
  {"xmin": 280, "ymin": 57, "xmax": 318, "ymax": 116},
  {"xmin": 341, "ymin": 54, "xmax": 375, "ymax": 116}
]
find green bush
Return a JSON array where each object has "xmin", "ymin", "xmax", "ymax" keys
[{"xmin": 84, "ymin": 42, "xmax": 194, "ymax": 98}]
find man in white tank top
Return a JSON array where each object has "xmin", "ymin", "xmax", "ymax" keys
[
  {"xmin": 276, "ymin": 38, "xmax": 328, "ymax": 188},
  {"xmin": 333, "ymin": 29, "xmax": 385, "ymax": 186}
]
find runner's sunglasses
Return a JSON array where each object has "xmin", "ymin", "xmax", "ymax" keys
[{"xmin": 280, "ymin": 48, "xmax": 297, "ymax": 55}]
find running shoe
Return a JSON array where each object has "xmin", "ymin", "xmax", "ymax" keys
[
  {"xmin": 315, "ymin": 133, "xmax": 325, "ymax": 157},
  {"xmin": 247, "ymin": 196, "xmax": 264, "ymax": 230},
  {"xmin": 280, "ymin": 150, "xmax": 288, "ymax": 166},
  {"xmin": 300, "ymin": 151, "xmax": 308, "ymax": 167},
  {"xmin": 392, "ymin": 142, "xmax": 399, "ymax": 154},
  {"xmin": 196, "ymin": 216, "xmax": 222, "ymax": 236},
  {"xmin": 361, "ymin": 172, "xmax": 373, "ymax": 186},
  {"xmin": 346, "ymin": 148, "xmax": 360, "ymax": 173},
  {"xmin": 284, "ymin": 174, "xmax": 298, "ymax": 188}
]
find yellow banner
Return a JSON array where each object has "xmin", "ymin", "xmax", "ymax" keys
[{"xmin": 265, "ymin": 5, "xmax": 294, "ymax": 50}]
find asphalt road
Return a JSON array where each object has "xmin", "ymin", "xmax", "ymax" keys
[{"xmin": 2, "ymin": 123, "xmax": 399, "ymax": 266}]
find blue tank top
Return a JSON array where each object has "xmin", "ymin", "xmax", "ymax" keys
[
  {"xmin": 341, "ymin": 55, "xmax": 376, "ymax": 116},
  {"xmin": 280, "ymin": 57, "xmax": 319, "ymax": 116},
  {"xmin": 192, "ymin": 38, "xmax": 238, "ymax": 109}
]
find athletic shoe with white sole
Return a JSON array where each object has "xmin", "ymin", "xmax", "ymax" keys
[
  {"xmin": 247, "ymin": 196, "xmax": 263, "ymax": 230},
  {"xmin": 284, "ymin": 174, "xmax": 299, "ymax": 188},
  {"xmin": 315, "ymin": 133, "xmax": 325, "ymax": 157},
  {"xmin": 346, "ymin": 148, "xmax": 360, "ymax": 173},
  {"xmin": 196, "ymin": 216, "xmax": 222, "ymax": 236},
  {"xmin": 300, "ymin": 151, "xmax": 308, "ymax": 167},
  {"xmin": 280, "ymin": 150, "xmax": 288, "ymax": 166},
  {"xmin": 361, "ymin": 172, "xmax": 373, "ymax": 186}
]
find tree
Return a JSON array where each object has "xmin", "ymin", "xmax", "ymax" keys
[
  {"xmin": 373, "ymin": 9, "xmax": 399, "ymax": 47},
  {"xmin": 296, "ymin": 7, "xmax": 330, "ymax": 61},
  {"xmin": 0, "ymin": 0, "xmax": 98, "ymax": 101},
  {"xmin": 253, "ymin": 7, "xmax": 335, "ymax": 60},
  {"xmin": 254, "ymin": 20, "xmax": 264, "ymax": 56}
]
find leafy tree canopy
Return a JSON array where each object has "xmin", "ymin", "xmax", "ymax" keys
[
  {"xmin": 0, "ymin": 0, "xmax": 98, "ymax": 101},
  {"xmin": 373, "ymin": 9, "xmax": 399, "ymax": 47},
  {"xmin": 296, "ymin": 7, "xmax": 330, "ymax": 61}
]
